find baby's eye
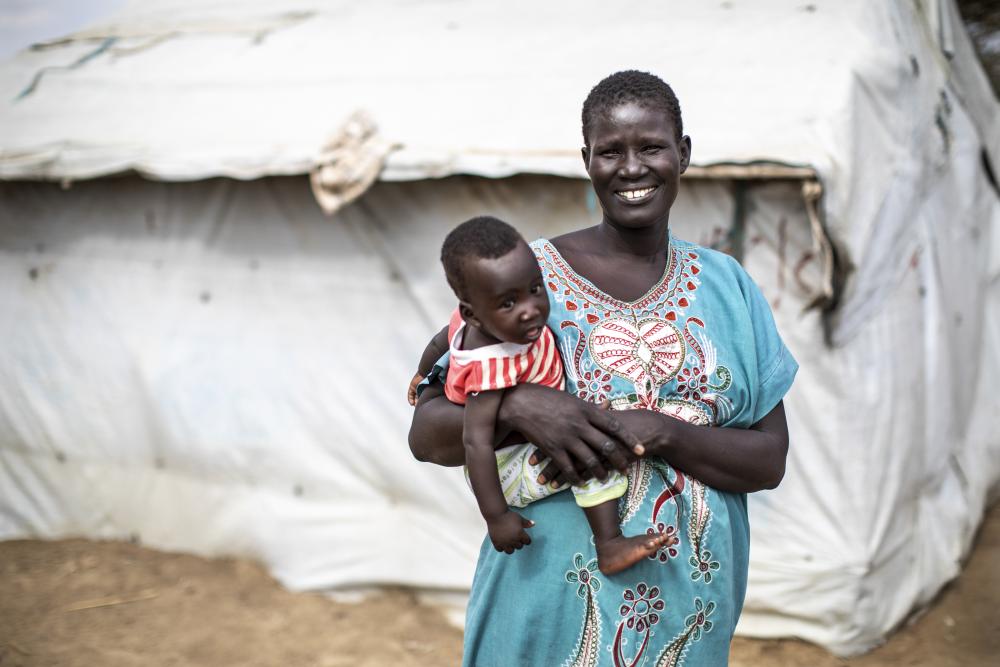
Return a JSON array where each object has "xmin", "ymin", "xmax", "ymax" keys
[
  {"xmin": 500, "ymin": 299, "xmax": 515, "ymax": 310},
  {"xmin": 530, "ymin": 284, "xmax": 542, "ymax": 295}
]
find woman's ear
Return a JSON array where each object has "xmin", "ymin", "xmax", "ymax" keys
[
  {"xmin": 581, "ymin": 146, "xmax": 590, "ymax": 170},
  {"xmin": 679, "ymin": 135, "xmax": 692, "ymax": 174},
  {"xmin": 459, "ymin": 301, "xmax": 481, "ymax": 329}
]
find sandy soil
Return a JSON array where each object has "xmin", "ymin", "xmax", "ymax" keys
[{"xmin": 2, "ymin": 506, "xmax": 996, "ymax": 667}]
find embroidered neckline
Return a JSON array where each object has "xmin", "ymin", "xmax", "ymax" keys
[{"xmin": 536, "ymin": 234, "xmax": 677, "ymax": 311}]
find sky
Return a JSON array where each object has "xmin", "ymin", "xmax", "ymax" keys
[{"xmin": 0, "ymin": 0, "xmax": 125, "ymax": 60}]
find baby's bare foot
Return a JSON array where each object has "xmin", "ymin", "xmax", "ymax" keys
[{"xmin": 595, "ymin": 532, "xmax": 671, "ymax": 576}]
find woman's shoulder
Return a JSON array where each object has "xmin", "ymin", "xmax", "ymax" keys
[
  {"xmin": 670, "ymin": 235, "xmax": 766, "ymax": 312},
  {"xmin": 531, "ymin": 227, "xmax": 591, "ymax": 256},
  {"xmin": 671, "ymin": 235, "xmax": 748, "ymax": 281}
]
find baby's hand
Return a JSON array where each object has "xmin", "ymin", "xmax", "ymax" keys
[
  {"xmin": 486, "ymin": 510, "xmax": 534, "ymax": 554},
  {"xmin": 407, "ymin": 372, "xmax": 425, "ymax": 406}
]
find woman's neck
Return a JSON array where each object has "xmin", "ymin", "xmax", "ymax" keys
[{"xmin": 595, "ymin": 217, "xmax": 670, "ymax": 259}]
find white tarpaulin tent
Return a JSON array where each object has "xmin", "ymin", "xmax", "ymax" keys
[{"xmin": 1, "ymin": 0, "xmax": 998, "ymax": 656}]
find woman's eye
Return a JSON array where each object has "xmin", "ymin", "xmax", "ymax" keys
[
  {"xmin": 601, "ymin": 150, "xmax": 621, "ymax": 158},
  {"xmin": 643, "ymin": 146, "xmax": 662, "ymax": 154}
]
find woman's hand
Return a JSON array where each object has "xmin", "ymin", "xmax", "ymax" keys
[
  {"xmin": 499, "ymin": 384, "xmax": 644, "ymax": 486},
  {"xmin": 530, "ymin": 401, "xmax": 790, "ymax": 494},
  {"xmin": 410, "ymin": 380, "xmax": 644, "ymax": 478}
]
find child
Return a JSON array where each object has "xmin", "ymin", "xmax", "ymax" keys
[{"xmin": 409, "ymin": 216, "xmax": 668, "ymax": 575}]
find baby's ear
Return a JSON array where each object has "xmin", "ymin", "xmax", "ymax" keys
[{"xmin": 459, "ymin": 301, "xmax": 481, "ymax": 329}]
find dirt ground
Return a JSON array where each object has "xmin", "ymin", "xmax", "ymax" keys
[{"xmin": 1, "ymin": 506, "xmax": 997, "ymax": 667}]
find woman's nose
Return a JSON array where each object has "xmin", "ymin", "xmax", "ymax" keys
[{"xmin": 619, "ymin": 150, "xmax": 645, "ymax": 178}]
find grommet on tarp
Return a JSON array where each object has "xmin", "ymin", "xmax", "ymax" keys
[{"xmin": 309, "ymin": 110, "xmax": 400, "ymax": 216}]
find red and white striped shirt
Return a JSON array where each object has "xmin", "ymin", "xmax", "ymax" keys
[{"xmin": 443, "ymin": 309, "xmax": 565, "ymax": 404}]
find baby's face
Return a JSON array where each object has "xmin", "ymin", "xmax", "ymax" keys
[{"xmin": 461, "ymin": 241, "xmax": 550, "ymax": 345}]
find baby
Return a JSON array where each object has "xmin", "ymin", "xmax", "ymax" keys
[{"xmin": 409, "ymin": 216, "xmax": 668, "ymax": 575}]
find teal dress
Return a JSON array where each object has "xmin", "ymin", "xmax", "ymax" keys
[{"xmin": 456, "ymin": 235, "xmax": 798, "ymax": 667}]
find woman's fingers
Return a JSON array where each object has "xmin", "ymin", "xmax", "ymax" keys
[
  {"xmin": 589, "ymin": 409, "xmax": 645, "ymax": 456},
  {"xmin": 566, "ymin": 440, "xmax": 609, "ymax": 481},
  {"xmin": 547, "ymin": 450, "xmax": 583, "ymax": 485},
  {"xmin": 596, "ymin": 436, "xmax": 632, "ymax": 472},
  {"xmin": 537, "ymin": 459, "xmax": 562, "ymax": 486}
]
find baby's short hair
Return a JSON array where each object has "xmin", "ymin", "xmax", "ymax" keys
[
  {"xmin": 582, "ymin": 70, "xmax": 683, "ymax": 145},
  {"xmin": 441, "ymin": 216, "xmax": 523, "ymax": 297}
]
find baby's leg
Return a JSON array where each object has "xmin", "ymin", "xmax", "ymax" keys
[{"xmin": 583, "ymin": 501, "xmax": 671, "ymax": 576}]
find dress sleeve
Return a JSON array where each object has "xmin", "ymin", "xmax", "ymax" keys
[
  {"xmin": 415, "ymin": 350, "xmax": 449, "ymax": 399},
  {"xmin": 739, "ymin": 268, "xmax": 798, "ymax": 424}
]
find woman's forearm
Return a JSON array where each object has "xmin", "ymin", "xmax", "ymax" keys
[
  {"xmin": 618, "ymin": 401, "xmax": 789, "ymax": 494},
  {"xmin": 408, "ymin": 383, "xmax": 520, "ymax": 467},
  {"xmin": 408, "ymin": 381, "xmax": 642, "ymax": 480},
  {"xmin": 408, "ymin": 384, "xmax": 466, "ymax": 466}
]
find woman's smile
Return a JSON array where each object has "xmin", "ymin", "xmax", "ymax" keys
[{"xmin": 615, "ymin": 185, "xmax": 659, "ymax": 203}]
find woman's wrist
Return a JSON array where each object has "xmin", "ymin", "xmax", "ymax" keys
[{"xmin": 617, "ymin": 409, "xmax": 677, "ymax": 459}]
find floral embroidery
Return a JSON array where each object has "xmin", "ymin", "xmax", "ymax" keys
[
  {"xmin": 612, "ymin": 583, "xmax": 662, "ymax": 667},
  {"xmin": 619, "ymin": 583, "xmax": 664, "ymax": 632},
  {"xmin": 563, "ymin": 554, "xmax": 602, "ymax": 667},
  {"xmin": 576, "ymin": 368, "xmax": 613, "ymax": 401},
  {"xmin": 653, "ymin": 598, "xmax": 718, "ymax": 667},
  {"xmin": 675, "ymin": 367, "xmax": 708, "ymax": 402},
  {"xmin": 566, "ymin": 552, "xmax": 602, "ymax": 598},
  {"xmin": 646, "ymin": 522, "xmax": 680, "ymax": 561},
  {"xmin": 684, "ymin": 598, "xmax": 716, "ymax": 642},
  {"xmin": 689, "ymin": 550, "xmax": 721, "ymax": 583}
]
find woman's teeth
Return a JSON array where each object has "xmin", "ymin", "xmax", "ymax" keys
[{"xmin": 617, "ymin": 187, "xmax": 656, "ymax": 200}]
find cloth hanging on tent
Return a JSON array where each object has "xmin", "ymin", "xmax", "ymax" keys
[{"xmin": 309, "ymin": 110, "xmax": 398, "ymax": 216}]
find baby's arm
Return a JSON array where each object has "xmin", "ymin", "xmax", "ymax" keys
[
  {"xmin": 464, "ymin": 390, "xmax": 534, "ymax": 553},
  {"xmin": 407, "ymin": 325, "xmax": 451, "ymax": 405}
]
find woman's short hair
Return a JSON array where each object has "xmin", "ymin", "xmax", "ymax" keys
[
  {"xmin": 581, "ymin": 70, "xmax": 683, "ymax": 145},
  {"xmin": 441, "ymin": 216, "xmax": 523, "ymax": 297}
]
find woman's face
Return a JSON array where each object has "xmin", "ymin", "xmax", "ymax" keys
[{"xmin": 582, "ymin": 102, "xmax": 690, "ymax": 231}]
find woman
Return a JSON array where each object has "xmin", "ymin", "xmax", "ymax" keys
[{"xmin": 410, "ymin": 70, "xmax": 797, "ymax": 666}]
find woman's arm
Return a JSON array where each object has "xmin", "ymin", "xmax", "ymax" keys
[
  {"xmin": 624, "ymin": 402, "xmax": 788, "ymax": 493},
  {"xmin": 537, "ymin": 401, "xmax": 789, "ymax": 494},
  {"xmin": 408, "ymin": 382, "xmax": 467, "ymax": 467},
  {"xmin": 408, "ymin": 382, "xmax": 644, "ymax": 482}
]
